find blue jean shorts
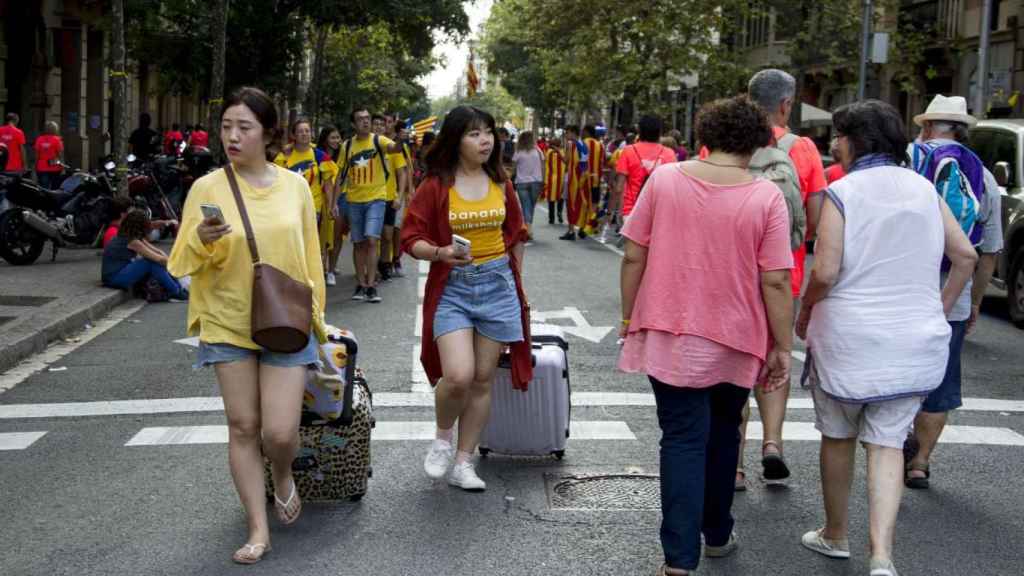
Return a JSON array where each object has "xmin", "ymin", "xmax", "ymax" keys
[
  {"xmin": 433, "ymin": 256, "xmax": 524, "ymax": 344},
  {"xmin": 195, "ymin": 334, "xmax": 320, "ymax": 369},
  {"xmin": 347, "ymin": 199, "xmax": 386, "ymax": 243},
  {"xmin": 922, "ymin": 320, "xmax": 967, "ymax": 413}
]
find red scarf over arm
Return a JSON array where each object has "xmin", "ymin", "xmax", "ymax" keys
[{"xmin": 400, "ymin": 176, "xmax": 534, "ymax": 389}]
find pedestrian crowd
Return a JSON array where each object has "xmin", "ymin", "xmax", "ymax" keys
[{"xmin": 91, "ymin": 64, "xmax": 999, "ymax": 575}]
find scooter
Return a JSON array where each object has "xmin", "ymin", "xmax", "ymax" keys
[{"xmin": 0, "ymin": 161, "xmax": 116, "ymax": 265}]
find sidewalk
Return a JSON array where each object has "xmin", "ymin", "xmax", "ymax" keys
[{"xmin": 0, "ymin": 248, "xmax": 131, "ymax": 374}]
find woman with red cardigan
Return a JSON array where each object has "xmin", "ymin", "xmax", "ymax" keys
[{"xmin": 401, "ymin": 106, "xmax": 532, "ymax": 491}]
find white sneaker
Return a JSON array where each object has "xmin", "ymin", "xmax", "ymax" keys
[
  {"xmin": 326, "ymin": 272, "xmax": 337, "ymax": 287},
  {"xmin": 423, "ymin": 439, "xmax": 454, "ymax": 479},
  {"xmin": 598, "ymin": 228, "xmax": 609, "ymax": 244},
  {"xmin": 448, "ymin": 461, "xmax": 486, "ymax": 491},
  {"xmin": 801, "ymin": 528, "xmax": 850, "ymax": 559}
]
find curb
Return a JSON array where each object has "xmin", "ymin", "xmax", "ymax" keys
[{"xmin": 0, "ymin": 288, "xmax": 132, "ymax": 374}]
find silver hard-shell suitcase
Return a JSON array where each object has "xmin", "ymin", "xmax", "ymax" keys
[{"xmin": 479, "ymin": 324, "xmax": 571, "ymax": 459}]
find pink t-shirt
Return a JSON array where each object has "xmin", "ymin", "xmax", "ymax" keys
[
  {"xmin": 616, "ymin": 142, "xmax": 677, "ymax": 216},
  {"xmin": 617, "ymin": 166, "xmax": 793, "ymax": 389}
]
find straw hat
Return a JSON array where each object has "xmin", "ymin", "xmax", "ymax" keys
[{"xmin": 913, "ymin": 94, "xmax": 977, "ymax": 128}]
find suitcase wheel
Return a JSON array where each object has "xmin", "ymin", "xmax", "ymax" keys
[
  {"xmin": 552, "ymin": 450, "xmax": 565, "ymax": 460},
  {"xmin": 349, "ymin": 493, "xmax": 365, "ymax": 502},
  {"xmin": 479, "ymin": 447, "xmax": 491, "ymax": 458},
  {"xmin": 367, "ymin": 466, "xmax": 373, "ymax": 478}
]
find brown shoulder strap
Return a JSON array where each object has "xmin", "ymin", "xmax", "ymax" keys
[{"xmin": 224, "ymin": 164, "xmax": 260, "ymax": 264}]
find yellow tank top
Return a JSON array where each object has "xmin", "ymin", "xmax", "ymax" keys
[{"xmin": 448, "ymin": 182, "xmax": 506, "ymax": 264}]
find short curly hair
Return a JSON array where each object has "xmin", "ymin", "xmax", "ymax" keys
[{"xmin": 695, "ymin": 96, "xmax": 772, "ymax": 156}]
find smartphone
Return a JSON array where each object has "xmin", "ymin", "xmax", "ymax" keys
[
  {"xmin": 200, "ymin": 204, "xmax": 225, "ymax": 225},
  {"xmin": 452, "ymin": 234, "xmax": 472, "ymax": 257}
]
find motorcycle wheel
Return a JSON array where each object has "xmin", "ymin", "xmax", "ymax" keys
[{"xmin": 0, "ymin": 210, "xmax": 46, "ymax": 265}]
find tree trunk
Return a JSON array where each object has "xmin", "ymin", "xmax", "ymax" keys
[
  {"xmin": 207, "ymin": 0, "xmax": 229, "ymax": 164},
  {"xmin": 111, "ymin": 0, "xmax": 128, "ymax": 169},
  {"xmin": 308, "ymin": 26, "xmax": 329, "ymax": 128}
]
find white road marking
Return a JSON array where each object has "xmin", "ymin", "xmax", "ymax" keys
[
  {"xmin": 531, "ymin": 306, "xmax": 613, "ymax": 343},
  {"xmin": 419, "ymin": 259, "xmax": 430, "ymax": 274},
  {"xmin": 6, "ymin": 394, "xmax": 1024, "ymax": 419},
  {"xmin": 417, "ymin": 276, "xmax": 427, "ymax": 300},
  {"xmin": 414, "ymin": 304, "xmax": 423, "ymax": 337},
  {"xmin": 0, "ymin": 302, "xmax": 147, "ymax": 394},
  {"xmin": 0, "ymin": 431, "xmax": 47, "ymax": 450},
  {"xmin": 792, "ymin": 350, "xmax": 807, "ymax": 362},
  {"xmin": 174, "ymin": 337, "xmax": 200, "ymax": 348},
  {"xmin": 124, "ymin": 421, "xmax": 637, "ymax": 445},
  {"xmin": 745, "ymin": 421, "xmax": 1024, "ymax": 446},
  {"xmin": 410, "ymin": 345, "xmax": 431, "ymax": 394}
]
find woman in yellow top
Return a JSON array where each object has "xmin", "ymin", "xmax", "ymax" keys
[
  {"xmin": 401, "ymin": 106, "xmax": 529, "ymax": 492},
  {"xmin": 168, "ymin": 86, "xmax": 326, "ymax": 565}
]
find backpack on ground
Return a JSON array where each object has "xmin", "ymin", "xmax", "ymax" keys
[
  {"xmin": 910, "ymin": 140, "xmax": 985, "ymax": 246},
  {"xmin": 749, "ymin": 133, "xmax": 806, "ymax": 251}
]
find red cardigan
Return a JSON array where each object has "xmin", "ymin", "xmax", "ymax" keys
[{"xmin": 400, "ymin": 175, "xmax": 534, "ymax": 390}]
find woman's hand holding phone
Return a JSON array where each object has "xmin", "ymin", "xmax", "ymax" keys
[
  {"xmin": 438, "ymin": 245, "xmax": 473, "ymax": 265},
  {"xmin": 197, "ymin": 204, "xmax": 232, "ymax": 245}
]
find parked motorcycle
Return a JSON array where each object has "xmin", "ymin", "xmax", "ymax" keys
[{"xmin": 0, "ymin": 165, "xmax": 115, "ymax": 265}]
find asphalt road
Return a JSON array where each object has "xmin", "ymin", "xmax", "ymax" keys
[{"xmin": 1, "ymin": 214, "xmax": 1023, "ymax": 576}]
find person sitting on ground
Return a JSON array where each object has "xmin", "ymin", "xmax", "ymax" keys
[
  {"xmin": 796, "ymin": 100, "xmax": 978, "ymax": 576},
  {"xmin": 102, "ymin": 196, "xmax": 134, "ymax": 248},
  {"xmin": 102, "ymin": 209, "xmax": 188, "ymax": 300}
]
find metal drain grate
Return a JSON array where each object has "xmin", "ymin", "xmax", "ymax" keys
[
  {"xmin": 0, "ymin": 296, "xmax": 57, "ymax": 307},
  {"xmin": 546, "ymin": 474, "xmax": 661, "ymax": 510}
]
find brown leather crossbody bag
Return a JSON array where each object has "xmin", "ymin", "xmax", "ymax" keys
[{"xmin": 225, "ymin": 164, "xmax": 312, "ymax": 353}]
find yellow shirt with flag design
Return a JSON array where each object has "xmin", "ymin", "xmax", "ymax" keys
[
  {"xmin": 448, "ymin": 182, "xmax": 506, "ymax": 264},
  {"xmin": 273, "ymin": 146, "xmax": 337, "ymax": 213},
  {"xmin": 168, "ymin": 165, "xmax": 327, "ymax": 350},
  {"xmin": 342, "ymin": 135, "xmax": 394, "ymax": 204},
  {"xmin": 384, "ymin": 146, "xmax": 408, "ymax": 202}
]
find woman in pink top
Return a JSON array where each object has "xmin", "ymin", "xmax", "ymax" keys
[{"xmin": 618, "ymin": 96, "xmax": 795, "ymax": 576}]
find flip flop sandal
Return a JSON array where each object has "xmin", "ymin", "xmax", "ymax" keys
[
  {"xmin": 274, "ymin": 479, "xmax": 302, "ymax": 525},
  {"xmin": 761, "ymin": 441, "xmax": 791, "ymax": 481},
  {"xmin": 232, "ymin": 543, "xmax": 271, "ymax": 565},
  {"xmin": 656, "ymin": 564, "xmax": 689, "ymax": 576},
  {"xmin": 735, "ymin": 468, "xmax": 747, "ymax": 492},
  {"xmin": 904, "ymin": 462, "xmax": 930, "ymax": 489}
]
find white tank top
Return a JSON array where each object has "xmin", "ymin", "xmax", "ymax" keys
[{"xmin": 807, "ymin": 165, "xmax": 951, "ymax": 402}]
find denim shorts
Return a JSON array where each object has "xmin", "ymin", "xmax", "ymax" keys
[
  {"xmin": 195, "ymin": 334, "xmax": 319, "ymax": 369},
  {"xmin": 922, "ymin": 320, "xmax": 967, "ymax": 413},
  {"xmin": 347, "ymin": 199, "xmax": 386, "ymax": 242},
  {"xmin": 433, "ymin": 256, "xmax": 524, "ymax": 343},
  {"xmin": 336, "ymin": 193, "xmax": 349, "ymax": 220}
]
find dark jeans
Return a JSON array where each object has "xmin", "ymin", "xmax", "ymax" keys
[
  {"xmin": 105, "ymin": 258, "xmax": 184, "ymax": 298},
  {"xmin": 37, "ymin": 171, "xmax": 61, "ymax": 191},
  {"xmin": 547, "ymin": 199, "xmax": 564, "ymax": 222},
  {"xmin": 651, "ymin": 377, "xmax": 751, "ymax": 571}
]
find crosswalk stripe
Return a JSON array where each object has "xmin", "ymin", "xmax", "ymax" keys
[
  {"xmin": 124, "ymin": 421, "xmax": 637, "ymax": 446},
  {"xmin": 409, "ymin": 346, "xmax": 431, "ymax": 394},
  {"xmin": 414, "ymin": 304, "xmax": 423, "ymax": 337},
  {"xmin": 419, "ymin": 260, "xmax": 430, "ymax": 274},
  {"xmin": 745, "ymin": 421, "xmax": 1024, "ymax": 446},
  {"xmin": 4, "ymin": 394, "xmax": 1024, "ymax": 419},
  {"xmin": 417, "ymin": 276, "xmax": 427, "ymax": 300},
  {"xmin": 0, "ymin": 431, "xmax": 47, "ymax": 450}
]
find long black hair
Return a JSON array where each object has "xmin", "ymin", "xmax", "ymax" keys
[
  {"xmin": 424, "ymin": 106, "xmax": 507, "ymax": 184},
  {"xmin": 317, "ymin": 125, "xmax": 341, "ymax": 162}
]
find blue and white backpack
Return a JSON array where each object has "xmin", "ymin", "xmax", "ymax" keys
[{"xmin": 910, "ymin": 140, "xmax": 985, "ymax": 246}]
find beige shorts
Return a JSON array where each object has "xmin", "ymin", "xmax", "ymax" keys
[{"xmin": 811, "ymin": 385, "xmax": 924, "ymax": 449}]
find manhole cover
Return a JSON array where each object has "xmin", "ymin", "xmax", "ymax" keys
[
  {"xmin": 0, "ymin": 295, "xmax": 56, "ymax": 307},
  {"xmin": 546, "ymin": 474, "xmax": 660, "ymax": 510}
]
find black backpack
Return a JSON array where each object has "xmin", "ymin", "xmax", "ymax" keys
[{"xmin": 339, "ymin": 135, "xmax": 390, "ymax": 186}]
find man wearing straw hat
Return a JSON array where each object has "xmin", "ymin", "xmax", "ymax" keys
[{"xmin": 905, "ymin": 94, "xmax": 1003, "ymax": 489}]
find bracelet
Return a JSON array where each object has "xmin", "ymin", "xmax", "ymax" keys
[
  {"xmin": 621, "ymin": 318, "xmax": 631, "ymax": 326},
  {"xmin": 433, "ymin": 246, "xmax": 440, "ymax": 261}
]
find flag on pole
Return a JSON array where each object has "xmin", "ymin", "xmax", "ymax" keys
[
  {"xmin": 409, "ymin": 116, "xmax": 438, "ymax": 145},
  {"xmin": 467, "ymin": 52, "xmax": 480, "ymax": 97}
]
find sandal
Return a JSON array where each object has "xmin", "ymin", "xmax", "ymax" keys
[
  {"xmin": 232, "ymin": 542, "xmax": 271, "ymax": 565},
  {"xmin": 761, "ymin": 441, "xmax": 791, "ymax": 481},
  {"xmin": 904, "ymin": 461, "xmax": 930, "ymax": 489},
  {"xmin": 656, "ymin": 563, "xmax": 689, "ymax": 576},
  {"xmin": 274, "ymin": 478, "xmax": 302, "ymax": 525},
  {"xmin": 735, "ymin": 468, "xmax": 747, "ymax": 492}
]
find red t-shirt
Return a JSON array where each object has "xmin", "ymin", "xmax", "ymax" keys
[
  {"xmin": 189, "ymin": 130, "xmax": 209, "ymax": 148},
  {"xmin": 617, "ymin": 142, "xmax": 677, "ymax": 216},
  {"xmin": 0, "ymin": 124, "xmax": 27, "ymax": 171},
  {"xmin": 164, "ymin": 130, "xmax": 184, "ymax": 154},
  {"xmin": 34, "ymin": 135, "xmax": 64, "ymax": 172},
  {"xmin": 772, "ymin": 126, "xmax": 826, "ymax": 296},
  {"xmin": 102, "ymin": 225, "xmax": 119, "ymax": 248},
  {"xmin": 824, "ymin": 163, "xmax": 846, "ymax": 184}
]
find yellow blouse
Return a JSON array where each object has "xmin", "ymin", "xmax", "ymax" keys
[
  {"xmin": 168, "ymin": 164, "xmax": 326, "ymax": 350},
  {"xmin": 448, "ymin": 182, "xmax": 507, "ymax": 264}
]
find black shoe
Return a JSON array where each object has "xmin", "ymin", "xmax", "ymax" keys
[
  {"xmin": 351, "ymin": 286, "xmax": 366, "ymax": 301},
  {"xmin": 558, "ymin": 231, "xmax": 576, "ymax": 241},
  {"xmin": 366, "ymin": 286, "xmax": 382, "ymax": 303},
  {"xmin": 577, "ymin": 230, "xmax": 588, "ymax": 239},
  {"xmin": 548, "ymin": 217, "xmax": 555, "ymax": 225},
  {"xmin": 557, "ymin": 215, "xmax": 564, "ymax": 224},
  {"xmin": 761, "ymin": 447, "xmax": 791, "ymax": 482}
]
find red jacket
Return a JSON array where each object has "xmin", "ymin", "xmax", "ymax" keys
[{"xmin": 401, "ymin": 175, "xmax": 534, "ymax": 389}]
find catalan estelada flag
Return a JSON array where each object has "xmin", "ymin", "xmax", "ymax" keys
[
  {"xmin": 544, "ymin": 148, "xmax": 566, "ymax": 201},
  {"xmin": 467, "ymin": 53, "xmax": 480, "ymax": 97},
  {"xmin": 410, "ymin": 116, "xmax": 437, "ymax": 145}
]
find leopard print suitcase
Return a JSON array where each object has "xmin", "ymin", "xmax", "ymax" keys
[{"xmin": 265, "ymin": 375, "xmax": 373, "ymax": 502}]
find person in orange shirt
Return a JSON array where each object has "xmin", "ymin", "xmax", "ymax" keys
[
  {"xmin": 733, "ymin": 68, "xmax": 827, "ymax": 491},
  {"xmin": 0, "ymin": 113, "xmax": 27, "ymax": 172},
  {"xmin": 543, "ymin": 137, "xmax": 567, "ymax": 225},
  {"xmin": 34, "ymin": 121, "xmax": 64, "ymax": 190}
]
